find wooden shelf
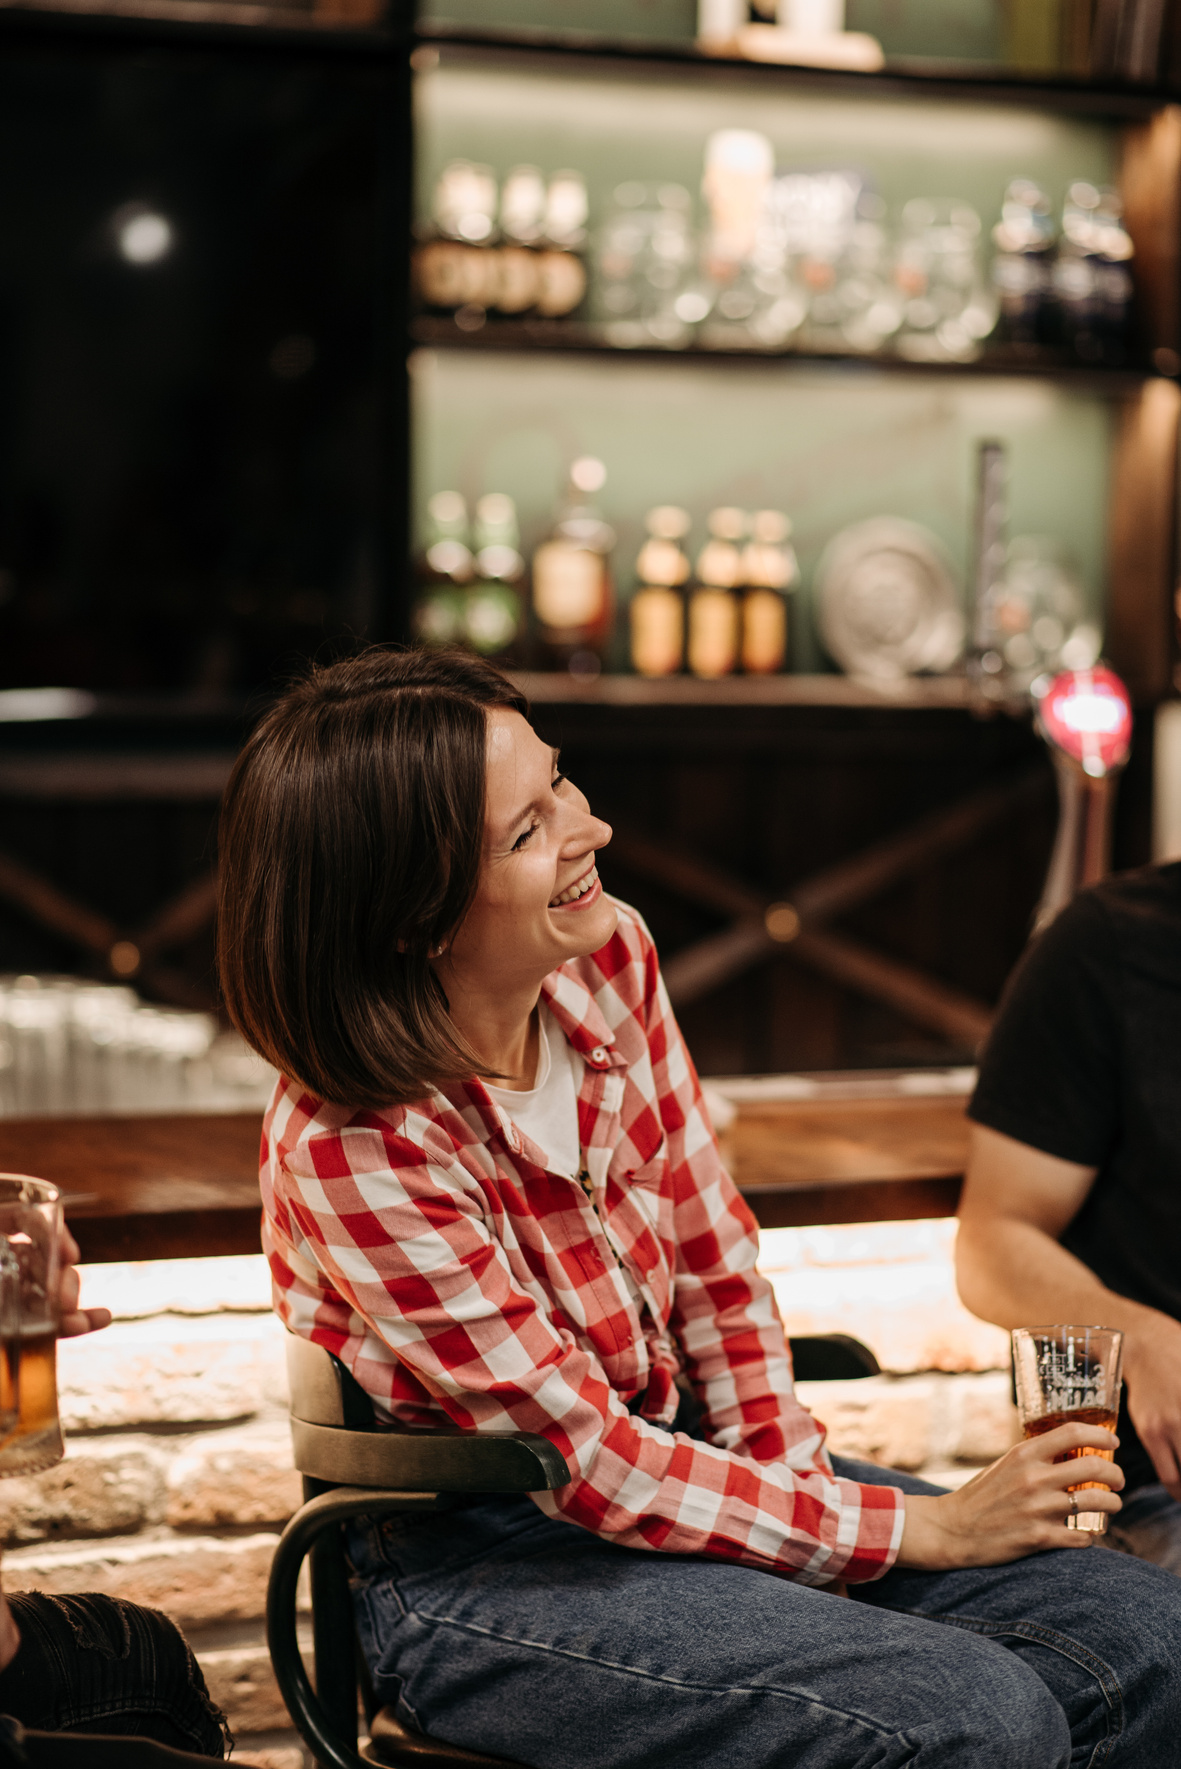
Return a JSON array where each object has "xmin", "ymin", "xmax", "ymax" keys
[
  {"xmin": 416, "ymin": 28, "xmax": 1172, "ymax": 116},
  {"xmin": 511, "ymin": 672, "xmax": 974, "ymax": 709},
  {"xmin": 411, "ymin": 316, "xmax": 1155, "ymax": 387}
]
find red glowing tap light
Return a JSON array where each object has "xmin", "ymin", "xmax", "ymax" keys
[{"xmin": 1036, "ymin": 665, "xmax": 1133, "ymax": 778}]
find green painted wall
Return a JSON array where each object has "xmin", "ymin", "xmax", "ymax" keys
[
  {"xmin": 416, "ymin": 61, "xmax": 1119, "ymax": 261},
  {"xmin": 414, "ymin": 349, "xmax": 1114, "ymax": 669}
]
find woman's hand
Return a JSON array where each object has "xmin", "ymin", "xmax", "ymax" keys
[
  {"xmin": 896, "ymin": 1421, "xmax": 1123, "ymax": 1571},
  {"xmin": 56, "ymin": 1225, "xmax": 111, "ymax": 1339}
]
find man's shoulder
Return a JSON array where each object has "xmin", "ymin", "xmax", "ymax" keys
[
  {"xmin": 1087, "ymin": 861, "xmax": 1181, "ymax": 918},
  {"xmin": 1076, "ymin": 863, "xmax": 1181, "ymax": 961}
]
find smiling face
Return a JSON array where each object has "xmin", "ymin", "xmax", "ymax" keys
[{"xmin": 440, "ymin": 708, "xmax": 617, "ymax": 997}]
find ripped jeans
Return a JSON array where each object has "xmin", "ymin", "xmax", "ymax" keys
[
  {"xmin": 349, "ymin": 1457, "xmax": 1181, "ymax": 1769},
  {"xmin": 0, "ymin": 1592, "xmax": 227, "ymax": 1760}
]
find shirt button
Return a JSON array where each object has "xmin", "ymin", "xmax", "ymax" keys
[{"xmin": 591, "ymin": 1046, "xmax": 607, "ymax": 1064}]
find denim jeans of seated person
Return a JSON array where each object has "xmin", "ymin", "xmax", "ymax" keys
[{"xmin": 347, "ymin": 1456, "xmax": 1181, "ymax": 1769}]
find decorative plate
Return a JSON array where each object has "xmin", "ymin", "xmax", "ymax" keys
[{"xmin": 815, "ymin": 517, "xmax": 964, "ymax": 680}]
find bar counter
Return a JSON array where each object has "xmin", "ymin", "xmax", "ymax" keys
[{"xmin": 0, "ymin": 1071, "xmax": 972, "ymax": 1259}]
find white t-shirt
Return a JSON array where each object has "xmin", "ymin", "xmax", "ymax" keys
[
  {"xmin": 488, "ymin": 1007, "xmax": 651, "ymax": 1324},
  {"xmin": 485, "ymin": 1006, "xmax": 583, "ymax": 1179}
]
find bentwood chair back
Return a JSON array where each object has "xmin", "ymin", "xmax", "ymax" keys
[
  {"xmin": 267, "ymin": 1334, "xmax": 570, "ymax": 1769},
  {"xmin": 267, "ymin": 1331, "xmax": 881, "ymax": 1769}
]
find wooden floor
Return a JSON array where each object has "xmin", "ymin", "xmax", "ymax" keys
[{"xmin": 0, "ymin": 1087, "xmax": 971, "ymax": 1260}]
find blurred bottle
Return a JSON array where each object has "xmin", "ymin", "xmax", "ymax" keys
[
  {"xmin": 596, "ymin": 183, "xmax": 698, "ymax": 348},
  {"xmin": 1054, "ymin": 182, "xmax": 1134, "ymax": 364},
  {"xmin": 630, "ymin": 506, "xmax": 691, "ymax": 677},
  {"xmin": 465, "ymin": 494, "xmax": 526, "ymax": 659},
  {"xmin": 496, "ymin": 165, "xmax": 547, "ymax": 317},
  {"xmin": 537, "ymin": 172, "xmax": 590, "ymax": 320},
  {"xmin": 414, "ymin": 162, "xmax": 500, "ymax": 321},
  {"xmin": 412, "ymin": 491, "xmax": 473, "ymax": 647},
  {"xmin": 689, "ymin": 508, "xmax": 745, "ymax": 678},
  {"xmin": 741, "ymin": 510, "xmax": 798, "ymax": 673},
  {"xmin": 894, "ymin": 199, "xmax": 997, "ymax": 362},
  {"xmin": 698, "ymin": 131, "xmax": 776, "ymax": 348},
  {"xmin": 991, "ymin": 178, "xmax": 1056, "ymax": 348},
  {"xmin": 531, "ymin": 459, "xmax": 616, "ymax": 671}
]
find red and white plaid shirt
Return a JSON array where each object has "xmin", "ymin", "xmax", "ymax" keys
[{"xmin": 261, "ymin": 901, "xmax": 905, "ymax": 1584}]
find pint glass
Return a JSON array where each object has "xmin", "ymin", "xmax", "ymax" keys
[
  {"xmin": 0, "ymin": 1175, "xmax": 64, "ymax": 1475},
  {"xmin": 1012, "ymin": 1325, "xmax": 1123, "ymax": 1534}
]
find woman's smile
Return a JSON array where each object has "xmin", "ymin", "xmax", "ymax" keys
[{"xmin": 549, "ymin": 864, "xmax": 600, "ymax": 910}]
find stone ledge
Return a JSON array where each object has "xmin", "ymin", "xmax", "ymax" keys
[
  {"xmin": 199, "ymin": 1644, "xmax": 291, "ymax": 1735},
  {"xmin": 58, "ymin": 1314, "xmax": 289, "ymax": 1430},
  {"xmin": 795, "ymin": 1371, "xmax": 1018, "ymax": 1472},
  {"xmin": 166, "ymin": 1423, "xmax": 302, "ymax": 1529},
  {"xmin": 762, "ymin": 1220, "xmax": 1012, "ymax": 1374},
  {"xmin": 4, "ymin": 1531, "xmax": 295, "ymax": 1631},
  {"xmin": 0, "ymin": 1439, "xmax": 167, "ymax": 1545}
]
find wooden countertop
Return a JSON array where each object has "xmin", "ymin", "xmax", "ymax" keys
[
  {"xmin": 719, "ymin": 1093, "xmax": 968, "ymax": 1228},
  {"xmin": 0, "ymin": 1088, "xmax": 971, "ymax": 1261}
]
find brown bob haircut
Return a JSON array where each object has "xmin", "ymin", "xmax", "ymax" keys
[{"xmin": 217, "ymin": 647, "xmax": 528, "ymax": 1109}]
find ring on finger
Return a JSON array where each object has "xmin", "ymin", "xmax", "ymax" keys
[{"xmin": 1067, "ymin": 1493, "xmax": 1079, "ymax": 1520}]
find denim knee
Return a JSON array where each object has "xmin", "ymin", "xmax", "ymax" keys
[{"xmin": 924, "ymin": 1645, "xmax": 1070, "ymax": 1769}]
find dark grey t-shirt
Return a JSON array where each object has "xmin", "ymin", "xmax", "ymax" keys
[{"xmin": 969, "ymin": 862, "xmax": 1181, "ymax": 1491}]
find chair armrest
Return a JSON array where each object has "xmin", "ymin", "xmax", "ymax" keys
[
  {"xmin": 267, "ymin": 1488, "xmax": 442, "ymax": 1769},
  {"xmin": 290, "ymin": 1418, "xmax": 571, "ymax": 1493}
]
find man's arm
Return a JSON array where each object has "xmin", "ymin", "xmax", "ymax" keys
[{"xmin": 957, "ymin": 1121, "xmax": 1181, "ymax": 1494}]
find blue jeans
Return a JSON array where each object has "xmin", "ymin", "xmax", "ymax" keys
[{"xmin": 348, "ymin": 1457, "xmax": 1181, "ymax": 1768}]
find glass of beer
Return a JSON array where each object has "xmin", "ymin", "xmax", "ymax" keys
[
  {"xmin": 0, "ymin": 1175, "xmax": 64, "ymax": 1476},
  {"xmin": 1012, "ymin": 1325, "xmax": 1123, "ymax": 1534}
]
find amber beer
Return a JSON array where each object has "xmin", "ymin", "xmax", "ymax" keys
[
  {"xmin": 0, "ymin": 1329, "xmax": 63, "ymax": 1475},
  {"xmin": 0, "ymin": 1175, "xmax": 66, "ymax": 1477},
  {"xmin": 1012, "ymin": 1327, "xmax": 1123, "ymax": 1534},
  {"xmin": 1023, "ymin": 1405, "xmax": 1119, "ymax": 1495}
]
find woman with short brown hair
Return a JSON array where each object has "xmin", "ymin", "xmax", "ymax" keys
[{"xmin": 219, "ymin": 646, "xmax": 1181, "ymax": 1769}]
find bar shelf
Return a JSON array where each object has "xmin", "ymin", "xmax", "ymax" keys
[{"xmin": 411, "ymin": 314, "xmax": 1158, "ymax": 387}]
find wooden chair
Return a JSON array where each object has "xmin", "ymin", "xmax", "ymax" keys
[{"xmin": 267, "ymin": 1331, "xmax": 881, "ymax": 1768}]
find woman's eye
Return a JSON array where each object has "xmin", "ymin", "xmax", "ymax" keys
[
  {"xmin": 552, "ymin": 772, "xmax": 568, "ymax": 792},
  {"xmin": 512, "ymin": 820, "xmax": 540, "ymax": 852}
]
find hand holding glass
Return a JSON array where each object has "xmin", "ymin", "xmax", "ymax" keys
[
  {"xmin": 0, "ymin": 1176, "xmax": 64, "ymax": 1475},
  {"xmin": 1012, "ymin": 1325, "xmax": 1122, "ymax": 1534}
]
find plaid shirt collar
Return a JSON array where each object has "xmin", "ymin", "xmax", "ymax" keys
[{"xmin": 436, "ymin": 960, "xmax": 626, "ymax": 1164}]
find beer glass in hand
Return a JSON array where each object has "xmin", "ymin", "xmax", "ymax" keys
[
  {"xmin": 1012, "ymin": 1325, "xmax": 1123, "ymax": 1534},
  {"xmin": 0, "ymin": 1176, "xmax": 65, "ymax": 1475}
]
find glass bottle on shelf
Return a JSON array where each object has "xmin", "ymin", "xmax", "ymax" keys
[
  {"xmin": 741, "ymin": 510, "xmax": 798, "ymax": 673},
  {"xmin": 414, "ymin": 162, "xmax": 500, "ymax": 321},
  {"xmin": 531, "ymin": 458, "xmax": 616, "ymax": 672},
  {"xmin": 537, "ymin": 171, "xmax": 589, "ymax": 320},
  {"xmin": 689, "ymin": 507, "xmax": 744, "ymax": 678},
  {"xmin": 465, "ymin": 494, "xmax": 526, "ymax": 659},
  {"xmin": 497, "ymin": 166, "xmax": 546, "ymax": 318},
  {"xmin": 629, "ymin": 506, "xmax": 691, "ymax": 677},
  {"xmin": 1054, "ymin": 182, "xmax": 1134, "ymax": 365},
  {"xmin": 412, "ymin": 491, "xmax": 473, "ymax": 646},
  {"xmin": 991, "ymin": 178, "xmax": 1055, "ymax": 350}
]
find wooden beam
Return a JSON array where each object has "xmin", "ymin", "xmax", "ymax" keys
[
  {"xmin": 790, "ymin": 928, "xmax": 993, "ymax": 1047},
  {"xmin": 0, "ymin": 848, "xmax": 116, "ymax": 959},
  {"xmin": 620, "ymin": 768, "xmax": 1044, "ymax": 1028}
]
